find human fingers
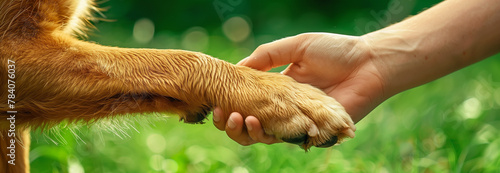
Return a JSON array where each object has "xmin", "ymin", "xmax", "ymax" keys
[
  {"xmin": 213, "ymin": 107, "xmax": 228, "ymax": 131},
  {"xmin": 225, "ymin": 112, "xmax": 257, "ymax": 146},
  {"xmin": 237, "ymin": 35, "xmax": 305, "ymax": 71},
  {"xmin": 244, "ymin": 116, "xmax": 282, "ymax": 144}
]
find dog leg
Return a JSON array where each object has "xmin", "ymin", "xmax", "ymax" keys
[
  {"xmin": 0, "ymin": 128, "xmax": 30, "ymax": 173},
  {"xmin": 0, "ymin": 37, "xmax": 234, "ymax": 126}
]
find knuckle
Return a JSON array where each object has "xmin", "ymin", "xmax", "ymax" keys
[{"xmin": 254, "ymin": 44, "xmax": 268, "ymax": 53}]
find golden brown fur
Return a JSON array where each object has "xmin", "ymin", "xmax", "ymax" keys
[{"xmin": 0, "ymin": 0, "xmax": 355, "ymax": 172}]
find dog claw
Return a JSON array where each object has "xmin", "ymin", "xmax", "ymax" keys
[
  {"xmin": 344, "ymin": 128, "xmax": 355, "ymax": 138},
  {"xmin": 308, "ymin": 124, "xmax": 319, "ymax": 137}
]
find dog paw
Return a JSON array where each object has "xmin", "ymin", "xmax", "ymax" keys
[
  {"xmin": 228, "ymin": 70, "xmax": 356, "ymax": 150},
  {"xmin": 272, "ymin": 91, "xmax": 356, "ymax": 150}
]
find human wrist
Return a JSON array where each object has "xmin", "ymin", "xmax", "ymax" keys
[
  {"xmin": 361, "ymin": 27, "xmax": 478, "ymax": 97},
  {"xmin": 360, "ymin": 29, "xmax": 431, "ymax": 97},
  {"xmin": 363, "ymin": 0, "xmax": 500, "ymax": 97}
]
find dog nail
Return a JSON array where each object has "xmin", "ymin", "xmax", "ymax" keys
[
  {"xmin": 344, "ymin": 128, "xmax": 355, "ymax": 138},
  {"xmin": 308, "ymin": 124, "xmax": 319, "ymax": 137}
]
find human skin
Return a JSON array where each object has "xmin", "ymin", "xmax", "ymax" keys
[{"xmin": 213, "ymin": 0, "xmax": 500, "ymax": 146}]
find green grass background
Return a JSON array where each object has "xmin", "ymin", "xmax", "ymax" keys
[{"xmin": 29, "ymin": 0, "xmax": 500, "ymax": 172}]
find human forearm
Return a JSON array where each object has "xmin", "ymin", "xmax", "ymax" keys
[{"xmin": 363, "ymin": 0, "xmax": 500, "ymax": 96}]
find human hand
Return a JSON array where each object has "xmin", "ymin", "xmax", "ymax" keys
[
  {"xmin": 214, "ymin": 33, "xmax": 387, "ymax": 146},
  {"xmin": 214, "ymin": 0, "xmax": 500, "ymax": 146}
]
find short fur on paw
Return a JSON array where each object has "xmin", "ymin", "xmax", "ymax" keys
[{"xmin": 223, "ymin": 67, "xmax": 356, "ymax": 150}]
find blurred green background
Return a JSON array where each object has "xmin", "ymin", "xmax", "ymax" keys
[{"xmin": 29, "ymin": 0, "xmax": 500, "ymax": 172}]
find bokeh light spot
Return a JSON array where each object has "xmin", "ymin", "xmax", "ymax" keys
[
  {"xmin": 133, "ymin": 18, "xmax": 155, "ymax": 44},
  {"xmin": 146, "ymin": 133, "xmax": 166, "ymax": 153},
  {"xmin": 459, "ymin": 97, "xmax": 482, "ymax": 119},
  {"xmin": 223, "ymin": 16, "xmax": 251, "ymax": 42},
  {"xmin": 149, "ymin": 154, "xmax": 164, "ymax": 171},
  {"xmin": 181, "ymin": 27, "xmax": 209, "ymax": 52},
  {"xmin": 68, "ymin": 156, "xmax": 84, "ymax": 173},
  {"xmin": 163, "ymin": 159, "xmax": 179, "ymax": 173},
  {"xmin": 476, "ymin": 124, "xmax": 497, "ymax": 143},
  {"xmin": 232, "ymin": 166, "xmax": 249, "ymax": 173}
]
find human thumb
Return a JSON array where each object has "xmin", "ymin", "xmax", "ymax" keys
[{"xmin": 237, "ymin": 35, "xmax": 300, "ymax": 71}]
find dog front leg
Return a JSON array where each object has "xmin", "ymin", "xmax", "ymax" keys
[
  {"xmin": 3, "ymin": 38, "xmax": 238, "ymax": 126},
  {"xmin": 0, "ymin": 128, "xmax": 30, "ymax": 173}
]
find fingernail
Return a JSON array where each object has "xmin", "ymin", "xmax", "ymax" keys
[
  {"xmin": 213, "ymin": 112, "xmax": 220, "ymax": 122},
  {"xmin": 228, "ymin": 116, "xmax": 236, "ymax": 129},
  {"xmin": 245, "ymin": 119, "xmax": 253, "ymax": 131}
]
